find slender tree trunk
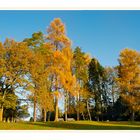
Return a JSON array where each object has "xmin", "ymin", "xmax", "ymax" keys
[
  {"xmin": 13, "ymin": 118, "xmax": 14, "ymax": 123},
  {"xmin": 112, "ymin": 86, "xmax": 115, "ymax": 105},
  {"xmin": 11, "ymin": 111, "xmax": 14, "ymax": 122},
  {"xmin": 0, "ymin": 90, "xmax": 6, "ymax": 122},
  {"xmin": 77, "ymin": 105, "xmax": 80, "ymax": 121},
  {"xmin": 3, "ymin": 117, "xmax": 6, "ymax": 122},
  {"xmin": 87, "ymin": 101, "xmax": 91, "ymax": 121},
  {"xmin": 65, "ymin": 92, "xmax": 68, "ymax": 121},
  {"xmin": 82, "ymin": 112, "xmax": 85, "ymax": 120},
  {"xmin": 77, "ymin": 92, "xmax": 80, "ymax": 121},
  {"xmin": 0, "ymin": 106, "xmax": 3, "ymax": 122},
  {"xmin": 43, "ymin": 109, "xmax": 46, "ymax": 122},
  {"xmin": 54, "ymin": 96, "xmax": 59, "ymax": 122},
  {"xmin": 41, "ymin": 109, "xmax": 44, "ymax": 121},
  {"xmin": 33, "ymin": 94, "xmax": 37, "ymax": 122},
  {"xmin": 111, "ymin": 93, "xmax": 115, "ymax": 120},
  {"xmin": 11, "ymin": 117, "xmax": 14, "ymax": 122},
  {"xmin": 65, "ymin": 111, "xmax": 67, "ymax": 121},
  {"xmin": 77, "ymin": 109, "xmax": 80, "ymax": 121},
  {"xmin": 131, "ymin": 111, "xmax": 135, "ymax": 121},
  {"xmin": 97, "ymin": 116, "xmax": 99, "ymax": 121},
  {"xmin": 48, "ymin": 112, "xmax": 51, "ymax": 121},
  {"xmin": 7, "ymin": 118, "xmax": 10, "ymax": 123},
  {"xmin": 54, "ymin": 75, "xmax": 59, "ymax": 122},
  {"xmin": 100, "ymin": 94, "xmax": 103, "ymax": 121},
  {"xmin": 112, "ymin": 94, "xmax": 115, "ymax": 106}
]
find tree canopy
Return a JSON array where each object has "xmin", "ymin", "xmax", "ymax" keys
[{"xmin": 0, "ymin": 18, "xmax": 140, "ymax": 122}]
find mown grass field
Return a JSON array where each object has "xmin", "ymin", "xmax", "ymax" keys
[{"xmin": 0, "ymin": 121, "xmax": 140, "ymax": 130}]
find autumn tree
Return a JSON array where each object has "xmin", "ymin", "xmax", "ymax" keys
[
  {"xmin": 28, "ymin": 44, "xmax": 53, "ymax": 122},
  {"xmin": 47, "ymin": 18, "xmax": 76, "ymax": 122},
  {"xmin": 24, "ymin": 31, "xmax": 46, "ymax": 122},
  {"xmin": 1, "ymin": 87, "xmax": 17, "ymax": 122},
  {"xmin": 36, "ymin": 71, "xmax": 54, "ymax": 122},
  {"xmin": 117, "ymin": 48, "xmax": 140, "ymax": 121},
  {"xmin": 81, "ymin": 83, "xmax": 93, "ymax": 120},
  {"xmin": 73, "ymin": 47, "xmax": 91, "ymax": 120},
  {"xmin": 35, "ymin": 44, "xmax": 54, "ymax": 122},
  {"xmin": 28, "ymin": 51, "xmax": 44, "ymax": 122},
  {"xmin": 0, "ymin": 39, "xmax": 32, "ymax": 121}
]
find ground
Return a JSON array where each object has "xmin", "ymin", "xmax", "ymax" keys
[{"xmin": 0, "ymin": 121, "xmax": 140, "ymax": 130}]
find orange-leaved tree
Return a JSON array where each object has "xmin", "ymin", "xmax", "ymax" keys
[
  {"xmin": 47, "ymin": 18, "xmax": 76, "ymax": 121},
  {"xmin": 117, "ymin": 48, "xmax": 140, "ymax": 121},
  {"xmin": 0, "ymin": 39, "xmax": 32, "ymax": 121}
]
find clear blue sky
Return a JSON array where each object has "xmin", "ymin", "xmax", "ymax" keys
[{"xmin": 0, "ymin": 10, "xmax": 140, "ymax": 67}]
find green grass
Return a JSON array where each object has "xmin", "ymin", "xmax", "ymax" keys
[{"xmin": 0, "ymin": 121, "xmax": 140, "ymax": 130}]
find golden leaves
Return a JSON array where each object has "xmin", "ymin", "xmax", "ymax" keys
[
  {"xmin": 48, "ymin": 18, "xmax": 65, "ymax": 34},
  {"xmin": 0, "ymin": 39, "xmax": 34, "ymax": 89},
  {"xmin": 47, "ymin": 18, "xmax": 71, "ymax": 51},
  {"xmin": 118, "ymin": 48, "xmax": 140, "ymax": 112},
  {"xmin": 46, "ymin": 18, "xmax": 74, "ymax": 98},
  {"xmin": 53, "ymin": 91, "xmax": 60, "ymax": 97}
]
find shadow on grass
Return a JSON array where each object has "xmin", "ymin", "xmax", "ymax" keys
[{"xmin": 26, "ymin": 121, "xmax": 140, "ymax": 130}]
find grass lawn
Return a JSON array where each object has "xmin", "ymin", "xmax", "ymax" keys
[{"xmin": 0, "ymin": 121, "xmax": 140, "ymax": 130}]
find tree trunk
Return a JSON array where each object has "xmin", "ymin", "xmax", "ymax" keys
[
  {"xmin": 11, "ymin": 111, "xmax": 14, "ymax": 122},
  {"xmin": 77, "ymin": 92, "xmax": 80, "ymax": 121},
  {"xmin": 112, "ymin": 86, "xmax": 115, "ymax": 106},
  {"xmin": 7, "ymin": 118, "xmax": 10, "ymax": 123},
  {"xmin": 77, "ymin": 109, "xmax": 79, "ymax": 121},
  {"xmin": 131, "ymin": 111, "xmax": 135, "ymax": 121},
  {"xmin": 97, "ymin": 116, "xmax": 99, "ymax": 121},
  {"xmin": 100, "ymin": 95, "xmax": 103, "ymax": 121},
  {"xmin": 65, "ymin": 111, "xmax": 67, "ymax": 122},
  {"xmin": 48, "ymin": 112, "xmax": 51, "ymax": 121},
  {"xmin": 0, "ymin": 91, "xmax": 5, "ymax": 122},
  {"xmin": 87, "ymin": 101, "xmax": 91, "ymax": 121},
  {"xmin": 0, "ymin": 106, "xmax": 3, "ymax": 122},
  {"xmin": 3, "ymin": 117, "xmax": 6, "ymax": 122},
  {"xmin": 64, "ymin": 93, "xmax": 68, "ymax": 121},
  {"xmin": 43, "ymin": 109, "xmax": 46, "ymax": 122},
  {"xmin": 54, "ymin": 74, "xmax": 59, "ymax": 122},
  {"xmin": 33, "ymin": 95, "xmax": 37, "ymax": 122},
  {"xmin": 54, "ymin": 96, "xmax": 59, "ymax": 122},
  {"xmin": 82, "ymin": 112, "xmax": 85, "ymax": 120},
  {"xmin": 11, "ymin": 117, "xmax": 14, "ymax": 123}
]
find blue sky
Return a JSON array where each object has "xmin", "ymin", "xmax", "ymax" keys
[{"xmin": 0, "ymin": 10, "xmax": 140, "ymax": 67}]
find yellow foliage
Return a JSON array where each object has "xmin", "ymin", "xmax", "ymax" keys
[{"xmin": 118, "ymin": 48, "xmax": 140, "ymax": 112}]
